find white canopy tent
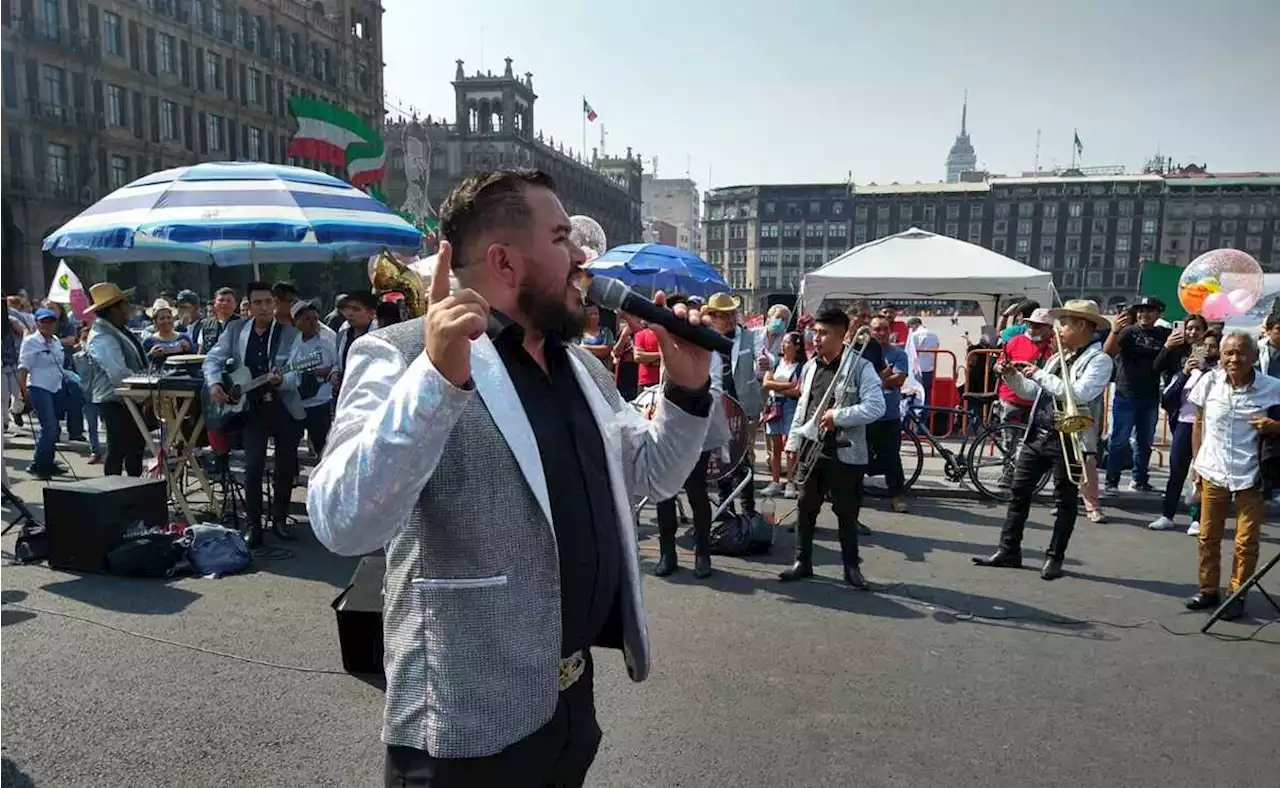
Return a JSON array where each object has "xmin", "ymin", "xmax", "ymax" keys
[{"xmin": 797, "ymin": 228, "xmax": 1057, "ymax": 321}]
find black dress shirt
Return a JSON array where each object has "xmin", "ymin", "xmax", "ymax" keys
[
  {"xmin": 488, "ymin": 311, "xmax": 710, "ymax": 657},
  {"xmin": 718, "ymin": 328, "xmax": 738, "ymax": 400},
  {"xmin": 805, "ymin": 351, "xmax": 843, "ymax": 456},
  {"xmin": 244, "ymin": 321, "xmax": 275, "ymax": 407}
]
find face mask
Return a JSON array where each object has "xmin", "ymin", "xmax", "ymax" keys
[
  {"xmin": 768, "ymin": 318, "xmax": 785, "ymax": 334},
  {"xmin": 803, "ymin": 329, "xmax": 815, "ymax": 343}
]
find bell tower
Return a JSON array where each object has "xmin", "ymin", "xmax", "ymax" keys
[{"xmin": 452, "ymin": 57, "xmax": 536, "ymax": 141}]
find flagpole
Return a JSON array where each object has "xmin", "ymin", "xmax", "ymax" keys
[
  {"xmin": 582, "ymin": 95, "xmax": 587, "ymax": 163},
  {"xmin": 1071, "ymin": 128, "xmax": 1078, "ymax": 169}
]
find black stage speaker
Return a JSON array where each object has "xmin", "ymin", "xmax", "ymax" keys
[
  {"xmin": 43, "ymin": 476, "xmax": 168, "ymax": 573},
  {"xmin": 332, "ymin": 555, "xmax": 385, "ymax": 676}
]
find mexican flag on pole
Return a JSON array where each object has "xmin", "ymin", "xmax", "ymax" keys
[
  {"xmin": 287, "ymin": 96, "xmax": 386, "ymax": 189},
  {"xmin": 46, "ymin": 260, "xmax": 93, "ymax": 323},
  {"xmin": 583, "ymin": 98, "xmax": 598, "ymax": 122}
]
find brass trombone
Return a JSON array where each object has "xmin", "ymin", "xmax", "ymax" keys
[{"xmin": 1048, "ymin": 327, "xmax": 1093, "ymax": 486}]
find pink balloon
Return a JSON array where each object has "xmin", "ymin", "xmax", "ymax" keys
[
  {"xmin": 1200, "ymin": 291, "xmax": 1233, "ymax": 320},
  {"xmin": 1226, "ymin": 288, "xmax": 1255, "ymax": 315}
]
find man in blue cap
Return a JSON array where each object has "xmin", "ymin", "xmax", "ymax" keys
[{"xmin": 17, "ymin": 307, "xmax": 78, "ymax": 477}]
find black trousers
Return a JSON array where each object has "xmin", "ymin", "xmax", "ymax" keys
[
  {"xmin": 795, "ymin": 456, "xmax": 864, "ymax": 567},
  {"xmin": 385, "ymin": 656, "xmax": 600, "ymax": 788},
  {"xmin": 98, "ymin": 400, "xmax": 145, "ymax": 477},
  {"xmin": 717, "ymin": 427, "xmax": 755, "ymax": 513},
  {"xmin": 865, "ymin": 419, "xmax": 904, "ymax": 496},
  {"xmin": 656, "ymin": 451, "xmax": 712, "ymax": 555},
  {"xmin": 241, "ymin": 402, "xmax": 302, "ymax": 529},
  {"xmin": 998, "ymin": 428, "xmax": 1078, "ymax": 560},
  {"xmin": 303, "ymin": 403, "xmax": 333, "ymax": 457}
]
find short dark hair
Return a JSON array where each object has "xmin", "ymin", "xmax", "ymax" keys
[
  {"xmin": 816, "ymin": 307, "xmax": 850, "ymax": 333},
  {"xmin": 1265, "ymin": 313, "xmax": 1280, "ymax": 331},
  {"xmin": 340, "ymin": 291, "xmax": 378, "ymax": 310},
  {"xmin": 214, "ymin": 286, "xmax": 236, "ymax": 299},
  {"xmin": 245, "ymin": 281, "xmax": 273, "ymax": 299},
  {"xmin": 439, "ymin": 169, "xmax": 557, "ymax": 269},
  {"xmin": 1017, "ymin": 299, "xmax": 1041, "ymax": 318},
  {"xmin": 272, "ymin": 281, "xmax": 298, "ymax": 298},
  {"xmin": 1185, "ymin": 314, "xmax": 1209, "ymax": 331}
]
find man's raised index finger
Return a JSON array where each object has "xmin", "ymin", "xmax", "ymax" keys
[{"xmin": 429, "ymin": 241, "xmax": 453, "ymax": 305}]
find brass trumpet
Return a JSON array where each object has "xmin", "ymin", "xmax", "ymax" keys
[{"xmin": 1049, "ymin": 328, "xmax": 1093, "ymax": 486}]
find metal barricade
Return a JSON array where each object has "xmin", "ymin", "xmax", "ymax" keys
[{"xmin": 913, "ymin": 347, "xmax": 961, "ymax": 439}]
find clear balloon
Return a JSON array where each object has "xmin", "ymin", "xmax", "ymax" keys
[
  {"xmin": 1177, "ymin": 248, "xmax": 1264, "ymax": 317},
  {"xmin": 569, "ymin": 215, "xmax": 608, "ymax": 262}
]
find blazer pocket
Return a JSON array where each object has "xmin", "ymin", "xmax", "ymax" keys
[{"xmin": 411, "ymin": 575, "xmax": 508, "ymax": 590}]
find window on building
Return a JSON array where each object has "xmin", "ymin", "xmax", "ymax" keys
[
  {"xmin": 1042, "ymin": 203, "xmax": 1057, "ymax": 218},
  {"xmin": 1092, "ymin": 218, "xmax": 1107, "ymax": 234},
  {"xmin": 247, "ymin": 127, "xmax": 262, "ymax": 159},
  {"xmin": 899, "ymin": 204, "xmax": 913, "ymax": 220},
  {"xmin": 923, "ymin": 205, "xmax": 936, "ymax": 222},
  {"xmin": 730, "ymin": 223, "xmax": 747, "ymax": 239},
  {"xmin": 1068, "ymin": 202, "xmax": 1083, "ymax": 218},
  {"xmin": 159, "ymin": 33, "xmax": 175, "ymax": 73},
  {"xmin": 40, "ymin": 64, "xmax": 65, "ymax": 106},
  {"xmin": 39, "ymin": 0, "xmax": 59, "ymax": 37},
  {"xmin": 1062, "ymin": 270, "xmax": 1078, "ymax": 289},
  {"xmin": 1142, "ymin": 218, "xmax": 1157, "ymax": 235},
  {"xmin": 1018, "ymin": 203, "xmax": 1034, "ymax": 218},
  {"xmin": 783, "ymin": 223, "xmax": 801, "ymax": 237},
  {"xmin": 1142, "ymin": 200, "xmax": 1158, "ymax": 216},
  {"xmin": 1117, "ymin": 217, "xmax": 1133, "ymax": 234},
  {"xmin": 161, "ymin": 100, "xmax": 178, "ymax": 140},
  {"xmin": 212, "ymin": 0, "xmax": 226, "ymax": 33},
  {"xmin": 854, "ymin": 226, "xmax": 867, "ymax": 244},
  {"xmin": 855, "ymin": 205, "xmax": 868, "ymax": 221},
  {"xmin": 994, "ymin": 220, "xmax": 1008, "ymax": 235},
  {"xmin": 1140, "ymin": 236, "xmax": 1156, "ymax": 253},
  {"xmin": 828, "ymin": 222, "xmax": 847, "ymax": 237},
  {"xmin": 46, "ymin": 142, "xmax": 70, "ymax": 191},
  {"xmin": 104, "ymin": 11, "xmax": 123, "ymax": 55},
  {"xmin": 1066, "ymin": 237, "xmax": 1081, "ymax": 252},
  {"xmin": 1118, "ymin": 201, "xmax": 1134, "ymax": 217},
  {"xmin": 1116, "ymin": 237, "xmax": 1130, "ymax": 252},
  {"xmin": 971, "ymin": 204, "xmax": 984, "ymax": 219},
  {"xmin": 1041, "ymin": 238, "xmax": 1055, "ymax": 253},
  {"xmin": 877, "ymin": 206, "xmax": 890, "ymax": 220},
  {"xmin": 1015, "ymin": 238, "xmax": 1030, "ymax": 254},
  {"xmin": 109, "ymin": 155, "xmax": 130, "ymax": 189},
  {"xmin": 1114, "ymin": 270, "xmax": 1129, "ymax": 288},
  {"xmin": 106, "ymin": 84, "xmax": 126, "ymax": 126},
  {"xmin": 1041, "ymin": 219, "xmax": 1057, "ymax": 236},
  {"xmin": 247, "ymin": 68, "xmax": 263, "ymax": 104},
  {"xmin": 1221, "ymin": 203, "xmax": 1242, "ymax": 218},
  {"xmin": 1067, "ymin": 218, "xmax": 1083, "ymax": 235},
  {"xmin": 832, "ymin": 202, "xmax": 844, "ymax": 215},
  {"xmin": 1038, "ymin": 253, "xmax": 1054, "ymax": 270},
  {"xmin": 1250, "ymin": 202, "xmax": 1270, "ymax": 217},
  {"xmin": 1246, "ymin": 236, "xmax": 1263, "ymax": 252},
  {"xmin": 993, "ymin": 238, "xmax": 1007, "ymax": 253},
  {"xmin": 805, "ymin": 223, "xmax": 822, "ymax": 238},
  {"xmin": 208, "ymin": 114, "xmax": 225, "ymax": 150},
  {"xmin": 759, "ymin": 223, "xmax": 778, "ymax": 238},
  {"xmin": 235, "ymin": 9, "xmax": 245, "ymax": 44},
  {"xmin": 946, "ymin": 204, "xmax": 960, "ymax": 219},
  {"xmin": 1193, "ymin": 237, "xmax": 1209, "ymax": 252},
  {"xmin": 1221, "ymin": 237, "xmax": 1236, "ymax": 249},
  {"xmin": 1114, "ymin": 255, "xmax": 1130, "ymax": 269},
  {"xmin": 1065, "ymin": 253, "xmax": 1079, "ymax": 269},
  {"xmin": 205, "ymin": 52, "xmax": 223, "ymax": 90},
  {"xmin": 708, "ymin": 225, "xmax": 724, "ymax": 240},
  {"xmin": 808, "ymin": 201, "xmax": 821, "ymax": 214},
  {"xmin": 1093, "ymin": 200, "xmax": 1109, "ymax": 216},
  {"xmin": 875, "ymin": 222, "xmax": 889, "ymax": 238},
  {"xmin": 995, "ymin": 203, "xmax": 1010, "ymax": 219},
  {"xmin": 945, "ymin": 223, "xmax": 958, "ymax": 238},
  {"xmin": 1247, "ymin": 219, "xmax": 1264, "ymax": 234},
  {"xmin": 1017, "ymin": 220, "xmax": 1032, "ymax": 236},
  {"xmin": 1086, "ymin": 270, "xmax": 1103, "ymax": 287}
]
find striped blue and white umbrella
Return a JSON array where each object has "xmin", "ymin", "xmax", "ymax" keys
[{"xmin": 42, "ymin": 161, "xmax": 422, "ymax": 267}]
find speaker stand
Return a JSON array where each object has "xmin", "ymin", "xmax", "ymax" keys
[
  {"xmin": 1201, "ymin": 551, "xmax": 1280, "ymax": 633},
  {"xmin": 2, "ymin": 484, "xmax": 40, "ymax": 535}
]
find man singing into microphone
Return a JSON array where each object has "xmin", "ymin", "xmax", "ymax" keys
[{"xmin": 307, "ymin": 169, "xmax": 712, "ymax": 788}]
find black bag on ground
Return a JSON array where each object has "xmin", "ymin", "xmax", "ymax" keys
[
  {"xmin": 13, "ymin": 525, "xmax": 50, "ymax": 564},
  {"xmin": 104, "ymin": 533, "xmax": 184, "ymax": 578},
  {"xmin": 708, "ymin": 512, "xmax": 774, "ymax": 556}
]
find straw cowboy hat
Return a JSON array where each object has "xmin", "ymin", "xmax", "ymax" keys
[
  {"xmin": 1047, "ymin": 299, "xmax": 1110, "ymax": 329},
  {"xmin": 702, "ymin": 292, "xmax": 742, "ymax": 313},
  {"xmin": 146, "ymin": 298, "xmax": 175, "ymax": 319},
  {"xmin": 83, "ymin": 282, "xmax": 136, "ymax": 314}
]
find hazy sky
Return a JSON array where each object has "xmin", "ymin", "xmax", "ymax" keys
[{"xmin": 383, "ymin": 0, "xmax": 1280, "ymax": 190}]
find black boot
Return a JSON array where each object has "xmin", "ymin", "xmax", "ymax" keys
[
  {"xmin": 693, "ymin": 553, "xmax": 712, "ymax": 579},
  {"xmin": 1184, "ymin": 591, "xmax": 1220, "ymax": 611},
  {"xmin": 245, "ymin": 523, "xmax": 264, "ymax": 549},
  {"xmin": 972, "ymin": 548, "xmax": 1022, "ymax": 568},
  {"xmin": 654, "ymin": 524, "xmax": 678, "ymax": 577},
  {"xmin": 843, "ymin": 564, "xmax": 869, "ymax": 589},
  {"xmin": 1219, "ymin": 595, "xmax": 1246, "ymax": 621},
  {"xmin": 271, "ymin": 519, "xmax": 297, "ymax": 541},
  {"xmin": 778, "ymin": 561, "xmax": 813, "ymax": 582},
  {"xmin": 1040, "ymin": 557, "xmax": 1064, "ymax": 580}
]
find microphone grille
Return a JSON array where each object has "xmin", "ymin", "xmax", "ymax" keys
[{"xmin": 585, "ymin": 275, "xmax": 626, "ymax": 310}]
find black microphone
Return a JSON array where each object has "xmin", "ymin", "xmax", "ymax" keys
[{"xmin": 584, "ymin": 275, "xmax": 734, "ymax": 355}]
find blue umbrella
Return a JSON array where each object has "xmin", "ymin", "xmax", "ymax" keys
[
  {"xmin": 43, "ymin": 161, "xmax": 422, "ymax": 267},
  {"xmin": 587, "ymin": 243, "xmax": 728, "ymax": 297}
]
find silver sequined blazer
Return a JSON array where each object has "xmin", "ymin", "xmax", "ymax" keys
[{"xmin": 306, "ymin": 318, "xmax": 710, "ymax": 758}]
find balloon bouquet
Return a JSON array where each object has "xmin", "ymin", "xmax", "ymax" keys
[
  {"xmin": 1177, "ymin": 248, "xmax": 1266, "ymax": 321},
  {"xmin": 569, "ymin": 215, "xmax": 608, "ymax": 263}
]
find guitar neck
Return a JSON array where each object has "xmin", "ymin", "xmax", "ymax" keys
[{"xmin": 237, "ymin": 360, "xmax": 306, "ymax": 395}]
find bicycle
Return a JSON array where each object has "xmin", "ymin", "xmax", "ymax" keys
[{"xmin": 863, "ymin": 391, "xmax": 1050, "ymax": 503}]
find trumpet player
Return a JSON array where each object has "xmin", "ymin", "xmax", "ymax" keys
[
  {"xmin": 974, "ymin": 299, "xmax": 1114, "ymax": 581},
  {"xmin": 782, "ymin": 308, "xmax": 885, "ymax": 587}
]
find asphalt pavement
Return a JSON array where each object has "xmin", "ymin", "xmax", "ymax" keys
[{"xmin": 2, "ymin": 438, "xmax": 1278, "ymax": 788}]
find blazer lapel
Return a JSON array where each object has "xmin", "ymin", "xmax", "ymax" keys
[{"xmin": 469, "ymin": 334, "xmax": 553, "ymax": 527}]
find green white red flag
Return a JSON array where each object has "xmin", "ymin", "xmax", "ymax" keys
[
  {"xmin": 583, "ymin": 98, "xmax": 598, "ymax": 122},
  {"xmin": 287, "ymin": 96, "xmax": 385, "ymax": 189}
]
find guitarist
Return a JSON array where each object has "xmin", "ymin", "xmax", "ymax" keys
[{"xmin": 202, "ymin": 281, "xmax": 305, "ymax": 548}]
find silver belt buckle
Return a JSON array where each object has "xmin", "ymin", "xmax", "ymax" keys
[{"xmin": 557, "ymin": 650, "xmax": 586, "ymax": 691}]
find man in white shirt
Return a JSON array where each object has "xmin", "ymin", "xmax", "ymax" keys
[
  {"xmin": 17, "ymin": 308, "xmax": 71, "ymax": 478},
  {"xmin": 906, "ymin": 317, "xmax": 940, "ymax": 400},
  {"xmin": 288, "ymin": 299, "xmax": 338, "ymax": 456},
  {"xmin": 1184, "ymin": 329, "xmax": 1280, "ymax": 619}
]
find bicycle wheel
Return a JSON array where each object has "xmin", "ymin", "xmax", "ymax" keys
[
  {"xmin": 864, "ymin": 427, "xmax": 924, "ymax": 498},
  {"xmin": 966, "ymin": 422, "xmax": 1050, "ymax": 502}
]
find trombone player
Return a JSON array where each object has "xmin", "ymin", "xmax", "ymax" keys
[{"xmin": 974, "ymin": 299, "xmax": 1113, "ymax": 580}]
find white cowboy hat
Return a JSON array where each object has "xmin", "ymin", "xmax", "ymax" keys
[{"xmin": 1046, "ymin": 299, "xmax": 1111, "ymax": 329}]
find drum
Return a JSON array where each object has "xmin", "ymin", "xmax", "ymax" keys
[
  {"xmin": 705, "ymin": 394, "xmax": 749, "ymax": 483},
  {"xmin": 165, "ymin": 353, "xmax": 206, "ymax": 378},
  {"xmin": 631, "ymin": 386, "xmax": 748, "ymax": 484}
]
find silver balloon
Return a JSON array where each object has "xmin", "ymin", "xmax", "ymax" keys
[{"xmin": 570, "ymin": 215, "xmax": 608, "ymax": 260}]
